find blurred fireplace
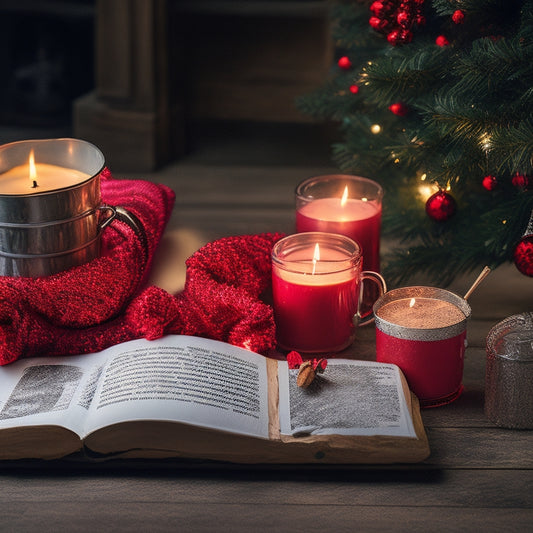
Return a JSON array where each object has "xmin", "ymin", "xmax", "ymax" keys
[
  {"xmin": 1, "ymin": 1, "xmax": 332, "ymax": 171},
  {"xmin": 74, "ymin": 0, "xmax": 332, "ymax": 171},
  {"xmin": 0, "ymin": 1, "xmax": 95, "ymax": 128}
]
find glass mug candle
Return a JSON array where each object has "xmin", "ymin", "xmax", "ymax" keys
[
  {"xmin": 295, "ymin": 175, "xmax": 383, "ymax": 273},
  {"xmin": 374, "ymin": 287, "xmax": 471, "ymax": 407},
  {"xmin": 271, "ymin": 232, "xmax": 386, "ymax": 353}
]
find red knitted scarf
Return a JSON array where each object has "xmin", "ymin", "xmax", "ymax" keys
[{"xmin": 0, "ymin": 170, "xmax": 282, "ymax": 364}]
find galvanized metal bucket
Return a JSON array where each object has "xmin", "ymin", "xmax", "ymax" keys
[{"xmin": 0, "ymin": 138, "xmax": 114, "ymax": 277}]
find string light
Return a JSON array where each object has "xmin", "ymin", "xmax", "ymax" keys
[
  {"xmin": 417, "ymin": 172, "xmax": 440, "ymax": 201},
  {"xmin": 480, "ymin": 132, "xmax": 492, "ymax": 152},
  {"xmin": 370, "ymin": 124, "xmax": 381, "ymax": 134}
]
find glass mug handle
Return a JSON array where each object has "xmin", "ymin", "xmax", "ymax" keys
[{"xmin": 354, "ymin": 271, "xmax": 387, "ymax": 327}]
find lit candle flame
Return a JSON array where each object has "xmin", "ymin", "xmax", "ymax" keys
[
  {"xmin": 409, "ymin": 298, "xmax": 416, "ymax": 308},
  {"xmin": 340, "ymin": 186, "xmax": 349, "ymax": 207},
  {"xmin": 28, "ymin": 150, "xmax": 38, "ymax": 188},
  {"xmin": 312, "ymin": 243, "xmax": 320, "ymax": 275}
]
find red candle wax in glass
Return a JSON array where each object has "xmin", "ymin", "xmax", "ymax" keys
[
  {"xmin": 272, "ymin": 234, "xmax": 363, "ymax": 354},
  {"xmin": 296, "ymin": 197, "xmax": 382, "ymax": 271},
  {"xmin": 272, "ymin": 267, "xmax": 358, "ymax": 354}
]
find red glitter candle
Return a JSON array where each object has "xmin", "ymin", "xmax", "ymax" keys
[{"xmin": 374, "ymin": 287, "xmax": 471, "ymax": 407}]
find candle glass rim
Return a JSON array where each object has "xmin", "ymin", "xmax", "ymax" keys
[
  {"xmin": 272, "ymin": 232, "xmax": 362, "ymax": 275},
  {"xmin": 295, "ymin": 174, "xmax": 384, "ymax": 203},
  {"xmin": 373, "ymin": 286, "xmax": 471, "ymax": 340},
  {"xmin": 0, "ymin": 138, "xmax": 105, "ymax": 197}
]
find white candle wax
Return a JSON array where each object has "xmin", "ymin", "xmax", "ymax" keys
[{"xmin": 0, "ymin": 162, "xmax": 91, "ymax": 194}]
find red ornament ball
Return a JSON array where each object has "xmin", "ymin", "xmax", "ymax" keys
[
  {"xmin": 338, "ymin": 56, "xmax": 352, "ymax": 70},
  {"xmin": 426, "ymin": 190, "xmax": 457, "ymax": 222},
  {"xmin": 482, "ymin": 175, "xmax": 498, "ymax": 191},
  {"xmin": 512, "ymin": 172, "xmax": 530, "ymax": 190},
  {"xmin": 349, "ymin": 84, "xmax": 360, "ymax": 94},
  {"xmin": 452, "ymin": 10, "xmax": 465, "ymax": 24},
  {"xmin": 436, "ymin": 35, "xmax": 450, "ymax": 47},
  {"xmin": 513, "ymin": 235, "xmax": 533, "ymax": 277},
  {"xmin": 389, "ymin": 102, "xmax": 409, "ymax": 116}
]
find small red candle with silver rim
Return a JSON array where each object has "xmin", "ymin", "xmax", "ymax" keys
[{"xmin": 373, "ymin": 286, "xmax": 471, "ymax": 407}]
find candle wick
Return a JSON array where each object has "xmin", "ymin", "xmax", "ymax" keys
[{"xmin": 31, "ymin": 180, "xmax": 38, "ymax": 188}]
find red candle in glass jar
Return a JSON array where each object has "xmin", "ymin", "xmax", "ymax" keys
[
  {"xmin": 272, "ymin": 232, "xmax": 385, "ymax": 354},
  {"xmin": 374, "ymin": 287, "xmax": 471, "ymax": 408},
  {"xmin": 295, "ymin": 175, "xmax": 383, "ymax": 272}
]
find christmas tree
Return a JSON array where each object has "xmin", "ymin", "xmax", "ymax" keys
[{"xmin": 297, "ymin": 0, "xmax": 533, "ymax": 286}]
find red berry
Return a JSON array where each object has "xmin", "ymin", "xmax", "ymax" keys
[
  {"xmin": 436, "ymin": 35, "xmax": 450, "ymax": 46},
  {"xmin": 389, "ymin": 102, "xmax": 409, "ymax": 116},
  {"xmin": 369, "ymin": 16, "xmax": 388, "ymax": 31},
  {"xmin": 397, "ymin": 11, "xmax": 411, "ymax": 28},
  {"xmin": 338, "ymin": 56, "xmax": 352, "ymax": 70},
  {"xmin": 387, "ymin": 30, "xmax": 401, "ymax": 45},
  {"xmin": 482, "ymin": 175, "xmax": 498, "ymax": 191},
  {"xmin": 452, "ymin": 10, "xmax": 465, "ymax": 24},
  {"xmin": 512, "ymin": 172, "xmax": 529, "ymax": 189},
  {"xmin": 370, "ymin": 1, "xmax": 385, "ymax": 16}
]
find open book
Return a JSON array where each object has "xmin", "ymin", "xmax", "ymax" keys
[{"xmin": 0, "ymin": 335, "xmax": 429, "ymax": 463}]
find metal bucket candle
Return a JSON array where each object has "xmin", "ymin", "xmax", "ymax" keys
[
  {"xmin": 0, "ymin": 138, "xmax": 113, "ymax": 277},
  {"xmin": 373, "ymin": 287, "xmax": 471, "ymax": 407}
]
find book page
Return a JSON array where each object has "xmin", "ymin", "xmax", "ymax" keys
[
  {"xmin": 0, "ymin": 352, "xmax": 110, "ymax": 437},
  {"xmin": 82, "ymin": 336, "xmax": 270, "ymax": 440},
  {"xmin": 277, "ymin": 359, "xmax": 417, "ymax": 438}
]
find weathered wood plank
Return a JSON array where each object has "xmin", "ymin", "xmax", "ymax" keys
[
  {"xmin": 422, "ymin": 427, "xmax": 533, "ymax": 468},
  {"xmin": 1, "ymin": 469, "xmax": 531, "ymax": 508},
  {"xmin": 5, "ymin": 502, "xmax": 531, "ymax": 532}
]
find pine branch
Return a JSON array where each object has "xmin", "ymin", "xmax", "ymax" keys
[
  {"xmin": 362, "ymin": 45, "xmax": 451, "ymax": 105},
  {"xmin": 491, "ymin": 120, "xmax": 533, "ymax": 173},
  {"xmin": 297, "ymin": 0, "xmax": 533, "ymax": 284}
]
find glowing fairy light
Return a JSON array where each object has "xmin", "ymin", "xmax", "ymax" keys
[
  {"xmin": 417, "ymin": 173, "xmax": 440, "ymax": 201},
  {"xmin": 480, "ymin": 132, "xmax": 492, "ymax": 152}
]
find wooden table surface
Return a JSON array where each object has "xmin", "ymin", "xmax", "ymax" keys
[{"xmin": 1, "ymin": 157, "xmax": 532, "ymax": 532}]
